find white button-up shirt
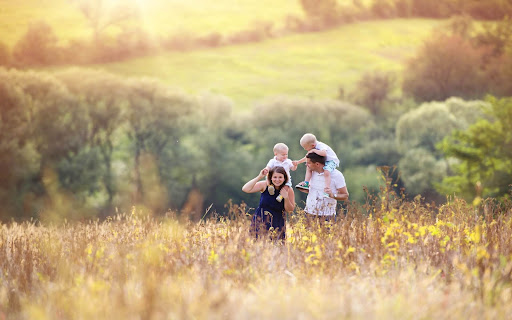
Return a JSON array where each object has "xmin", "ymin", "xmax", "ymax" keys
[{"xmin": 305, "ymin": 169, "xmax": 346, "ymax": 216}]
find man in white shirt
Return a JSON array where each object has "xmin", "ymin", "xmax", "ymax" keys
[{"xmin": 298, "ymin": 153, "xmax": 349, "ymax": 217}]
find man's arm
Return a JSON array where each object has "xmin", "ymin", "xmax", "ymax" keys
[
  {"xmin": 329, "ymin": 186, "xmax": 348, "ymax": 201},
  {"xmin": 297, "ymin": 188, "xmax": 309, "ymax": 194}
]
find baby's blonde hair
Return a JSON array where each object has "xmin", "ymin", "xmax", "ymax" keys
[
  {"xmin": 273, "ymin": 143, "xmax": 288, "ymax": 153},
  {"xmin": 300, "ymin": 133, "xmax": 317, "ymax": 147}
]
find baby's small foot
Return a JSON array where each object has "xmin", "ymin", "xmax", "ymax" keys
[{"xmin": 295, "ymin": 181, "xmax": 309, "ymax": 190}]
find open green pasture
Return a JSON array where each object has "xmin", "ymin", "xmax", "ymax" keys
[
  {"xmin": 96, "ymin": 19, "xmax": 442, "ymax": 110},
  {"xmin": 2, "ymin": 1, "xmax": 443, "ymax": 110}
]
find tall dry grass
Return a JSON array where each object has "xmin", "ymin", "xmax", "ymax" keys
[{"xmin": 1, "ymin": 190, "xmax": 512, "ymax": 319}]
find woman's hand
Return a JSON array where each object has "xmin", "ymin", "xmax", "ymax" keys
[
  {"xmin": 282, "ymin": 186, "xmax": 295, "ymax": 212},
  {"xmin": 242, "ymin": 168, "xmax": 269, "ymax": 193}
]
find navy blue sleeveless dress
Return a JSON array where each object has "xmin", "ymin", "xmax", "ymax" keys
[{"xmin": 251, "ymin": 186, "xmax": 286, "ymax": 239}]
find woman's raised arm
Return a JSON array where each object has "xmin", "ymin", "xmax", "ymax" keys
[{"xmin": 242, "ymin": 168, "xmax": 268, "ymax": 193}]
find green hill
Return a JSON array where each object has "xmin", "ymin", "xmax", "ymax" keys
[
  {"xmin": 94, "ymin": 19, "xmax": 442, "ymax": 110},
  {"xmin": 2, "ymin": 1, "xmax": 443, "ymax": 111}
]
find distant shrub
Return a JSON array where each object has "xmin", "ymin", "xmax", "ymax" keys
[
  {"xmin": 473, "ymin": 17, "xmax": 512, "ymax": 59},
  {"xmin": 353, "ymin": 138, "xmax": 401, "ymax": 167},
  {"xmin": 409, "ymin": 0, "xmax": 454, "ymax": 18},
  {"xmin": 60, "ymin": 39, "xmax": 93, "ymax": 65},
  {"xmin": 396, "ymin": 97, "xmax": 487, "ymax": 153},
  {"xmin": 403, "ymin": 16, "xmax": 512, "ymax": 102},
  {"xmin": 349, "ymin": 71, "xmax": 396, "ymax": 116},
  {"xmin": 0, "ymin": 42, "xmax": 10, "ymax": 66},
  {"xmin": 371, "ymin": 0, "xmax": 398, "ymax": 19},
  {"xmin": 398, "ymin": 147, "xmax": 447, "ymax": 196},
  {"xmin": 115, "ymin": 27, "xmax": 155, "ymax": 58},
  {"xmin": 12, "ymin": 21, "xmax": 60, "ymax": 66},
  {"xmin": 196, "ymin": 32, "xmax": 223, "ymax": 47},
  {"xmin": 161, "ymin": 32, "xmax": 197, "ymax": 51},
  {"xmin": 484, "ymin": 53, "xmax": 512, "ymax": 97},
  {"xmin": 466, "ymin": 0, "xmax": 512, "ymax": 20},
  {"xmin": 402, "ymin": 34, "xmax": 487, "ymax": 102},
  {"xmin": 226, "ymin": 21, "xmax": 274, "ymax": 44},
  {"xmin": 393, "ymin": 0, "xmax": 413, "ymax": 17},
  {"xmin": 284, "ymin": 15, "xmax": 329, "ymax": 32},
  {"xmin": 300, "ymin": 0, "xmax": 341, "ymax": 27}
]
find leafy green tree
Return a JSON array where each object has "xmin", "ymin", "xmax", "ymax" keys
[
  {"xmin": 0, "ymin": 69, "xmax": 40, "ymax": 218},
  {"xmin": 0, "ymin": 69, "xmax": 101, "ymax": 218},
  {"xmin": 185, "ymin": 94, "xmax": 252, "ymax": 214},
  {"xmin": 124, "ymin": 78, "xmax": 195, "ymax": 210},
  {"xmin": 56, "ymin": 68, "xmax": 126, "ymax": 209},
  {"xmin": 20, "ymin": 73, "xmax": 99, "ymax": 212},
  {"xmin": 398, "ymin": 148, "xmax": 447, "ymax": 198},
  {"xmin": 396, "ymin": 98, "xmax": 486, "ymax": 152},
  {"xmin": 438, "ymin": 96, "xmax": 512, "ymax": 200},
  {"xmin": 396, "ymin": 97, "xmax": 487, "ymax": 199},
  {"xmin": 354, "ymin": 138, "xmax": 401, "ymax": 167}
]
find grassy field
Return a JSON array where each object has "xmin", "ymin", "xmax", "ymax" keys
[
  {"xmin": 1, "ymin": 1, "xmax": 443, "ymax": 111},
  {"xmin": 96, "ymin": 19, "xmax": 443, "ymax": 110},
  {"xmin": 1, "ymin": 195, "xmax": 511, "ymax": 319},
  {"xmin": 0, "ymin": 0, "xmax": 303, "ymax": 47}
]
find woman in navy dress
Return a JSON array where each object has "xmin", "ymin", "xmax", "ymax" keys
[{"xmin": 242, "ymin": 166, "xmax": 296, "ymax": 239}]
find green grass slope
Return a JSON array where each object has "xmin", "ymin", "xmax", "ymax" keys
[
  {"xmin": 95, "ymin": 19, "xmax": 442, "ymax": 110},
  {"xmin": 2, "ymin": 1, "xmax": 442, "ymax": 111}
]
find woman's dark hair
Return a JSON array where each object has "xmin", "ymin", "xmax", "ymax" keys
[{"xmin": 267, "ymin": 166, "xmax": 288, "ymax": 190}]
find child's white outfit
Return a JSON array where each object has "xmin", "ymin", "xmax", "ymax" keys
[{"xmin": 315, "ymin": 141, "xmax": 340, "ymax": 172}]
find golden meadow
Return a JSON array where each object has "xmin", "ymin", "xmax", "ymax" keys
[{"xmin": 1, "ymin": 185, "xmax": 512, "ymax": 319}]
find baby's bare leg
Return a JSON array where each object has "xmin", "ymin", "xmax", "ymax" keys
[
  {"xmin": 305, "ymin": 166, "xmax": 312, "ymax": 183},
  {"xmin": 324, "ymin": 169, "xmax": 331, "ymax": 193}
]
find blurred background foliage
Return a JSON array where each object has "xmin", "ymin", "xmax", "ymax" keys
[
  {"xmin": 1, "ymin": 66, "xmax": 511, "ymax": 220},
  {"xmin": 1, "ymin": 0, "xmax": 511, "ymax": 220}
]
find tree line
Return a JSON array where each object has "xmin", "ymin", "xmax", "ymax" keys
[
  {"xmin": 1, "ymin": 0, "xmax": 511, "ymax": 68},
  {"xmin": 1, "ymin": 66, "xmax": 511, "ymax": 221}
]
